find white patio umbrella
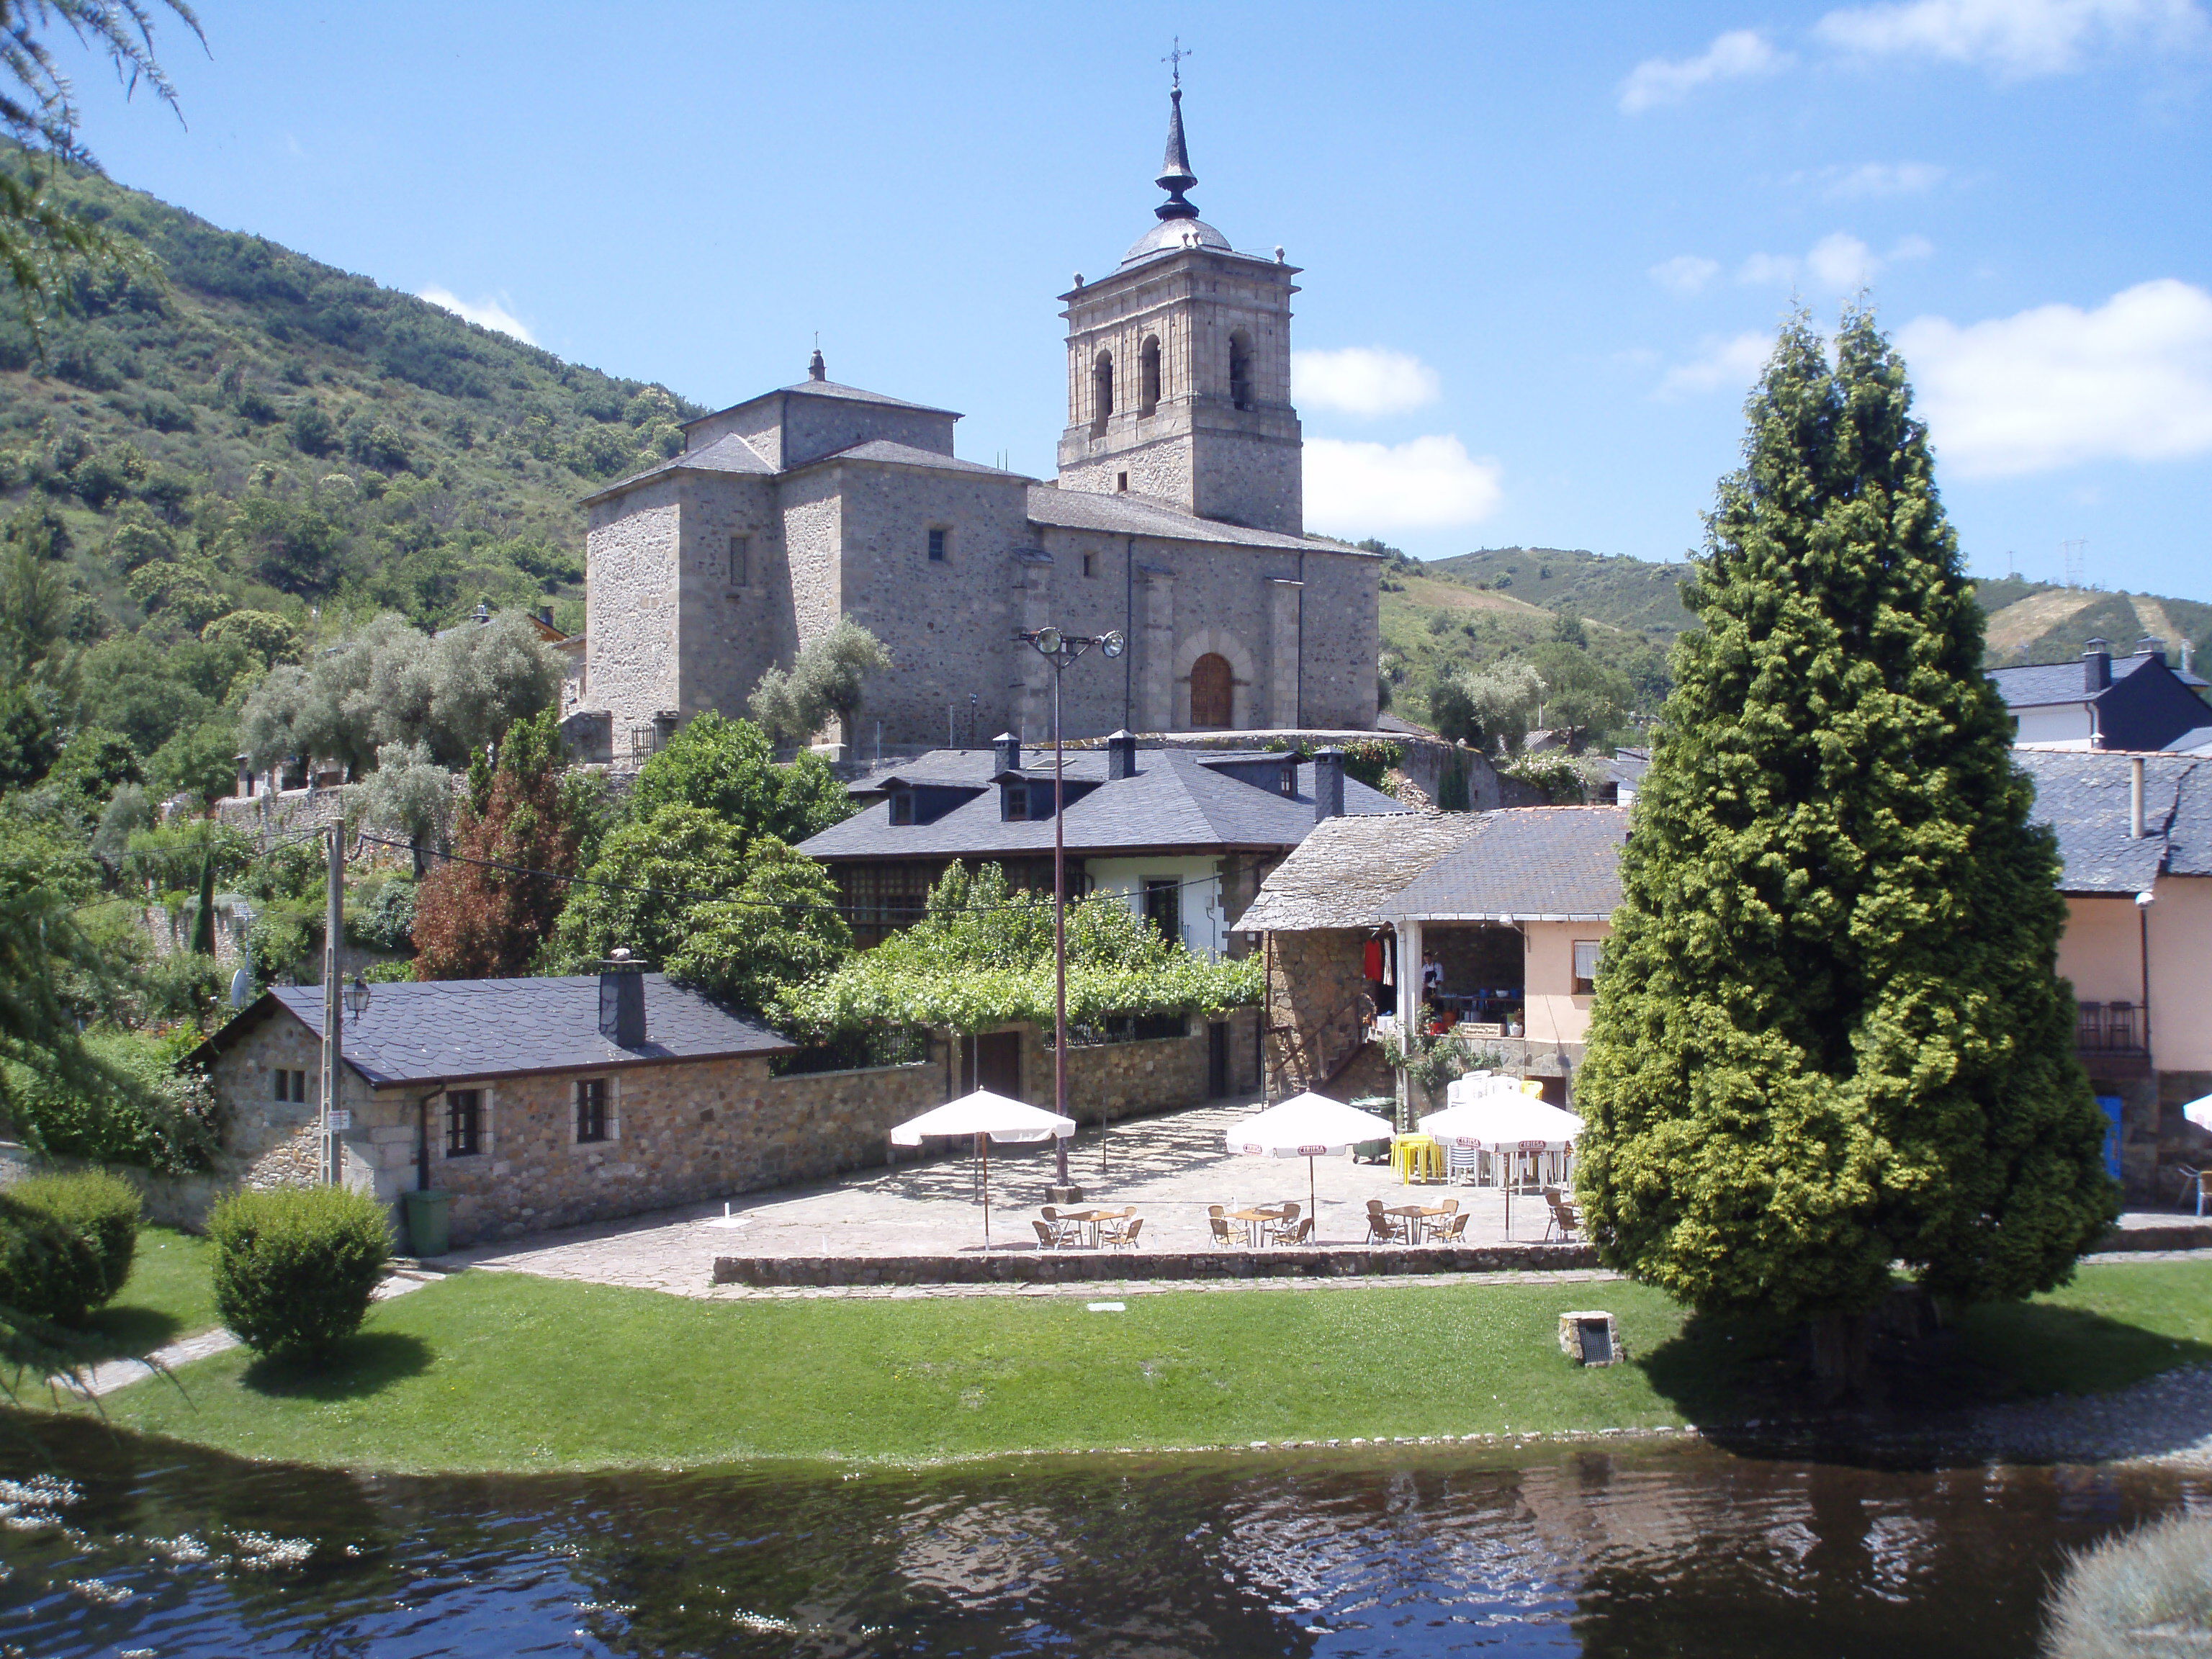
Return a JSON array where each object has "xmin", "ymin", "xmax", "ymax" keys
[
  {"xmin": 890, "ymin": 1089, "xmax": 1076, "ymax": 1246},
  {"xmin": 2182, "ymin": 1094, "xmax": 2212, "ymax": 1133},
  {"xmin": 1228, "ymin": 1092, "xmax": 1396, "ymax": 1231},
  {"xmin": 1421, "ymin": 1088, "xmax": 1586, "ymax": 1240}
]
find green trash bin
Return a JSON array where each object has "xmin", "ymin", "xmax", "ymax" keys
[{"xmin": 403, "ymin": 1189, "xmax": 451, "ymax": 1258}]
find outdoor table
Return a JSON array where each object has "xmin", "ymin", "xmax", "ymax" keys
[
  {"xmin": 1385, "ymin": 1203, "xmax": 1448, "ymax": 1243},
  {"xmin": 1228, "ymin": 1206, "xmax": 1286, "ymax": 1247},
  {"xmin": 1053, "ymin": 1208, "xmax": 1106, "ymax": 1247}
]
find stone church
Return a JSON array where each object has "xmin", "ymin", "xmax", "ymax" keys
[{"xmin": 577, "ymin": 87, "xmax": 1380, "ymax": 759}]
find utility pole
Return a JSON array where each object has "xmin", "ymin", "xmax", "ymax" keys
[{"xmin": 320, "ymin": 821, "xmax": 343, "ymax": 1185}]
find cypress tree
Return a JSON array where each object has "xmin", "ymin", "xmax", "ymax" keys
[{"xmin": 1573, "ymin": 307, "xmax": 2116, "ymax": 1381}]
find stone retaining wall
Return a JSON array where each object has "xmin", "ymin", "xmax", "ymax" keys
[{"xmin": 712, "ymin": 1241, "xmax": 1601, "ymax": 1287}]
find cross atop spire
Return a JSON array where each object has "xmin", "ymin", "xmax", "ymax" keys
[
  {"xmin": 1154, "ymin": 66, "xmax": 1200, "ymax": 222},
  {"xmin": 1163, "ymin": 35, "xmax": 1191, "ymax": 90}
]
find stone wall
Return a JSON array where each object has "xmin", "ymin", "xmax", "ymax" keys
[
  {"xmin": 1264, "ymin": 927, "xmax": 1374, "ymax": 1098},
  {"xmin": 714, "ymin": 1239, "xmax": 1601, "ymax": 1287},
  {"xmin": 583, "ymin": 480, "xmax": 682, "ymax": 745}
]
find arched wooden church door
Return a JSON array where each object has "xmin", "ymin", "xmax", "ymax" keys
[{"xmin": 1190, "ymin": 653, "xmax": 1233, "ymax": 728}]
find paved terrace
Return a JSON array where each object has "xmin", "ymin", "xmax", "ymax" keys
[
  {"xmin": 439, "ymin": 1097, "xmax": 2212, "ymax": 1299},
  {"xmin": 446, "ymin": 1098, "xmax": 1573, "ymax": 1297}
]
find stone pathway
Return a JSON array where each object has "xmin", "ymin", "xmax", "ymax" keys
[{"xmin": 56, "ymin": 1268, "xmax": 439, "ymax": 1398}]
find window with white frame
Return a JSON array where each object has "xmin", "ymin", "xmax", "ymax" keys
[{"xmin": 1572, "ymin": 940, "xmax": 1603, "ymax": 996}]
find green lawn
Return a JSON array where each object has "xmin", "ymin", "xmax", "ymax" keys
[
  {"xmin": 37, "ymin": 1257, "xmax": 2212, "ymax": 1474},
  {"xmin": 66, "ymin": 1227, "xmax": 221, "ymax": 1367}
]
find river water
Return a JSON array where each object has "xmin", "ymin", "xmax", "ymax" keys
[{"xmin": 1, "ymin": 1415, "xmax": 2206, "ymax": 1657}]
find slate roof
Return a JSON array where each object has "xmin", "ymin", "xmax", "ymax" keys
[
  {"xmin": 580, "ymin": 431, "xmax": 777, "ymax": 503},
  {"xmin": 797, "ymin": 440, "xmax": 1028, "ymax": 478},
  {"xmin": 1991, "ymin": 652, "xmax": 2180, "ymax": 709},
  {"xmin": 1234, "ymin": 812, "xmax": 1485, "ymax": 932},
  {"xmin": 1023, "ymin": 485, "xmax": 1364, "ymax": 554},
  {"xmin": 799, "ymin": 747, "xmax": 1406, "ymax": 862},
  {"xmin": 194, "ymin": 975, "xmax": 793, "ymax": 1089},
  {"xmin": 2167, "ymin": 726, "xmax": 2212, "ymax": 757},
  {"xmin": 1380, "ymin": 806, "xmax": 1629, "ymax": 922},
  {"xmin": 2015, "ymin": 751, "xmax": 2212, "ymax": 892},
  {"xmin": 679, "ymin": 379, "xmax": 959, "ymax": 428}
]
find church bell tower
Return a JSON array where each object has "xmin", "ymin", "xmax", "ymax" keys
[{"xmin": 1056, "ymin": 82, "xmax": 1303, "ymax": 535}]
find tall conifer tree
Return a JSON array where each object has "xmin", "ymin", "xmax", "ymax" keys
[{"xmin": 1573, "ymin": 308, "xmax": 2116, "ymax": 1369}]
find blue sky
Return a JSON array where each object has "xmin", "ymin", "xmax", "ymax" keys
[{"xmin": 55, "ymin": 1, "xmax": 2212, "ymax": 599}]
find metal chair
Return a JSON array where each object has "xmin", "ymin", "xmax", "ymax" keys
[
  {"xmin": 1208, "ymin": 1205, "xmax": 1235, "ymax": 1247},
  {"xmin": 1365, "ymin": 1199, "xmax": 1403, "ymax": 1244},
  {"xmin": 1031, "ymin": 1220, "xmax": 1062, "ymax": 1249},
  {"xmin": 2175, "ymin": 1165, "xmax": 2208, "ymax": 1218}
]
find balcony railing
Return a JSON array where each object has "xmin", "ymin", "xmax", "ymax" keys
[{"xmin": 2077, "ymin": 1000, "xmax": 2151, "ymax": 1075}]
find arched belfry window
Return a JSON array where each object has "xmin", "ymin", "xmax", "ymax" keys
[
  {"xmin": 1140, "ymin": 336, "xmax": 1161, "ymax": 415},
  {"xmin": 1190, "ymin": 653, "xmax": 1233, "ymax": 728},
  {"xmin": 1092, "ymin": 351, "xmax": 1115, "ymax": 435},
  {"xmin": 1228, "ymin": 331, "xmax": 1254, "ymax": 412}
]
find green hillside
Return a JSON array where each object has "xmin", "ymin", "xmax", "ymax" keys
[
  {"xmin": 0, "ymin": 153, "xmax": 699, "ymax": 779},
  {"xmin": 1431, "ymin": 546, "xmax": 1699, "ymax": 637}
]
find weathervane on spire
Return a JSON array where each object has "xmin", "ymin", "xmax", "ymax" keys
[
  {"xmin": 1163, "ymin": 36, "xmax": 1191, "ymax": 90},
  {"xmin": 1154, "ymin": 40, "xmax": 1200, "ymax": 222}
]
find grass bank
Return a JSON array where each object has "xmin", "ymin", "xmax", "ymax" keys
[{"xmin": 30, "ymin": 1256, "xmax": 2212, "ymax": 1473}]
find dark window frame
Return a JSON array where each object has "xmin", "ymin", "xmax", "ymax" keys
[
  {"xmin": 889, "ymin": 790, "xmax": 914, "ymax": 826},
  {"xmin": 727, "ymin": 534, "xmax": 750, "ymax": 589},
  {"xmin": 445, "ymin": 1089, "xmax": 483, "ymax": 1158},
  {"xmin": 926, "ymin": 527, "xmax": 948, "ymax": 563},
  {"xmin": 575, "ymin": 1078, "xmax": 608, "ymax": 1144}
]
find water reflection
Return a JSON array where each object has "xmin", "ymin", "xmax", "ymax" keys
[{"xmin": 0, "ymin": 1413, "xmax": 2206, "ymax": 1657}]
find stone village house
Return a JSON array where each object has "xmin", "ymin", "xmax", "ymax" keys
[{"xmin": 191, "ymin": 968, "xmax": 940, "ymax": 1249}]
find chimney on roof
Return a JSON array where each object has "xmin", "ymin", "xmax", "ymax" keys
[
  {"xmin": 1105, "ymin": 729, "xmax": 1138, "ymax": 780},
  {"xmin": 993, "ymin": 731, "xmax": 1022, "ymax": 774},
  {"xmin": 2085, "ymin": 639, "xmax": 2113, "ymax": 692},
  {"xmin": 2131, "ymin": 755, "xmax": 2146, "ymax": 840},
  {"xmin": 1313, "ymin": 747, "xmax": 1346, "ymax": 822},
  {"xmin": 807, "ymin": 347, "xmax": 827, "ymax": 382},
  {"xmin": 599, "ymin": 950, "xmax": 647, "ymax": 1048},
  {"xmin": 2135, "ymin": 634, "xmax": 2166, "ymax": 664}
]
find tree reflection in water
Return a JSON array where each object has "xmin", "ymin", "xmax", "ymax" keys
[{"xmin": 1, "ymin": 1414, "xmax": 2206, "ymax": 1657}]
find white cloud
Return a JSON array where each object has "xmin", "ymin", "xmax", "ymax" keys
[
  {"xmin": 1303, "ymin": 436, "xmax": 1504, "ymax": 531},
  {"xmin": 1814, "ymin": 0, "xmax": 2208, "ymax": 77},
  {"xmin": 1897, "ymin": 278, "xmax": 2212, "ymax": 475},
  {"xmin": 1619, "ymin": 30, "xmax": 1791, "ymax": 112},
  {"xmin": 1290, "ymin": 348, "xmax": 1442, "ymax": 417},
  {"xmin": 1650, "ymin": 255, "xmax": 1722, "ymax": 297},
  {"xmin": 418, "ymin": 287, "xmax": 538, "ymax": 346},
  {"xmin": 1655, "ymin": 333, "xmax": 1773, "ymax": 400},
  {"xmin": 1821, "ymin": 160, "xmax": 1948, "ymax": 198},
  {"xmin": 1737, "ymin": 233, "xmax": 1933, "ymax": 290}
]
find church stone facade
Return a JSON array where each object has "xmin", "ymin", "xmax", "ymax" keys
[{"xmin": 579, "ymin": 89, "xmax": 1378, "ymax": 758}]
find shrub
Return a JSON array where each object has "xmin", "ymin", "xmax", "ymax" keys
[
  {"xmin": 2044, "ymin": 1512, "xmax": 2212, "ymax": 1658},
  {"xmin": 9, "ymin": 1171, "xmax": 140, "ymax": 1304},
  {"xmin": 0, "ymin": 1171, "xmax": 140, "ymax": 1326},
  {"xmin": 207, "ymin": 1185, "xmax": 392, "ymax": 1358},
  {"xmin": 2, "ymin": 1028, "xmax": 225, "ymax": 1174}
]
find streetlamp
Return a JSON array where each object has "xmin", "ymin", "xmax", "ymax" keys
[{"xmin": 1015, "ymin": 625, "xmax": 1125, "ymax": 1198}]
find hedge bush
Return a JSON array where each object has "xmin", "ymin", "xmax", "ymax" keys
[
  {"xmin": 207, "ymin": 1185, "xmax": 392, "ymax": 1359},
  {"xmin": 0, "ymin": 1170, "xmax": 142, "ymax": 1326}
]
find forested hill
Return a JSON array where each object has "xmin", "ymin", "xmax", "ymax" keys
[
  {"xmin": 1434, "ymin": 545, "xmax": 2212, "ymax": 669},
  {"xmin": 1, "ymin": 155, "xmax": 703, "ymax": 642},
  {"xmin": 0, "ymin": 153, "xmax": 703, "ymax": 782}
]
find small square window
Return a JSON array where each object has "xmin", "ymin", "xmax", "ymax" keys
[
  {"xmin": 927, "ymin": 528, "xmax": 948, "ymax": 562},
  {"xmin": 1003, "ymin": 783, "xmax": 1029, "ymax": 821},
  {"xmin": 576, "ymin": 1079, "xmax": 608, "ymax": 1144},
  {"xmin": 727, "ymin": 534, "xmax": 750, "ymax": 588},
  {"xmin": 889, "ymin": 791, "xmax": 914, "ymax": 825},
  {"xmin": 1573, "ymin": 940, "xmax": 1603, "ymax": 996},
  {"xmin": 272, "ymin": 1068, "xmax": 307, "ymax": 1103},
  {"xmin": 1082, "ymin": 552, "xmax": 1097, "ymax": 578},
  {"xmin": 446, "ymin": 1089, "xmax": 483, "ymax": 1157}
]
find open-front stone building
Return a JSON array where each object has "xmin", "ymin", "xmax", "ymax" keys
[{"xmin": 572, "ymin": 85, "xmax": 1379, "ymax": 763}]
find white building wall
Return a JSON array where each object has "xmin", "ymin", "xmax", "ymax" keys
[{"xmin": 1084, "ymin": 853, "xmax": 1228, "ymax": 957}]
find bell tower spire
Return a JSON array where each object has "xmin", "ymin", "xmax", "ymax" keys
[{"xmin": 1155, "ymin": 70, "xmax": 1198, "ymax": 222}]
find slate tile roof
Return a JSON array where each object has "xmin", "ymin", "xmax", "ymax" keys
[
  {"xmin": 1381, "ymin": 806, "xmax": 1630, "ymax": 922},
  {"xmin": 581, "ymin": 431, "xmax": 776, "ymax": 502},
  {"xmin": 1233, "ymin": 812, "xmax": 1485, "ymax": 932},
  {"xmin": 799, "ymin": 747, "xmax": 1406, "ymax": 862},
  {"xmin": 194, "ymin": 975, "xmax": 793, "ymax": 1089},
  {"xmin": 1990, "ymin": 651, "xmax": 2208, "ymax": 707},
  {"xmin": 678, "ymin": 379, "xmax": 961, "ymax": 427},
  {"xmin": 2167, "ymin": 726, "xmax": 2212, "ymax": 757},
  {"xmin": 799, "ymin": 441, "xmax": 1028, "ymax": 477},
  {"xmin": 2016, "ymin": 751, "xmax": 2212, "ymax": 891},
  {"xmin": 1022, "ymin": 485, "xmax": 1368, "ymax": 554}
]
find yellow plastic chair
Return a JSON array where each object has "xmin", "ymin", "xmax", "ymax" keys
[{"xmin": 1393, "ymin": 1133, "xmax": 1441, "ymax": 1184}]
